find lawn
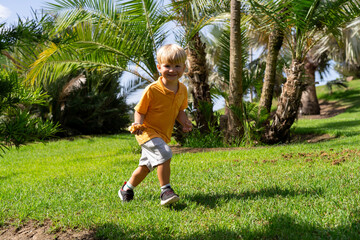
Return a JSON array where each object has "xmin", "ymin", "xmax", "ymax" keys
[{"xmin": 1, "ymin": 80, "xmax": 360, "ymax": 239}]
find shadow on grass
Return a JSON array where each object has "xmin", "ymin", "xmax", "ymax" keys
[
  {"xmin": 296, "ymin": 119, "xmax": 360, "ymax": 137},
  {"xmin": 188, "ymin": 186, "xmax": 323, "ymax": 209},
  {"xmin": 242, "ymin": 211, "xmax": 360, "ymax": 240},
  {"xmin": 321, "ymin": 88, "xmax": 360, "ymax": 104},
  {"xmin": 311, "ymin": 120, "xmax": 360, "ymax": 136},
  {"xmin": 0, "ymin": 172, "xmax": 18, "ymax": 181},
  {"xmin": 91, "ymin": 210, "xmax": 360, "ymax": 239}
]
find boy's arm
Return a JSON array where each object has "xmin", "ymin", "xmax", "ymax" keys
[
  {"xmin": 134, "ymin": 111, "xmax": 145, "ymax": 125},
  {"xmin": 177, "ymin": 110, "xmax": 192, "ymax": 133},
  {"xmin": 130, "ymin": 111, "xmax": 145, "ymax": 135}
]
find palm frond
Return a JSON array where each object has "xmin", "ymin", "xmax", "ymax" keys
[
  {"xmin": 27, "ymin": 0, "xmax": 173, "ymax": 87},
  {"xmin": 249, "ymin": 0, "xmax": 360, "ymax": 61}
]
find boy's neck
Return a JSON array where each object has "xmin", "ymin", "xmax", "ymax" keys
[{"xmin": 161, "ymin": 77, "xmax": 179, "ymax": 93}]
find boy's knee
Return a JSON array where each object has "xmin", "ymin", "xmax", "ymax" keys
[
  {"xmin": 158, "ymin": 158, "xmax": 171, "ymax": 166},
  {"xmin": 137, "ymin": 165, "xmax": 150, "ymax": 173}
]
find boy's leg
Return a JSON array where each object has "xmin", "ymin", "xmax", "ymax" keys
[
  {"xmin": 157, "ymin": 159, "xmax": 171, "ymax": 186},
  {"xmin": 129, "ymin": 165, "xmax": 150, "ymax": 187},
  {"xmin": 119, "ymin": 166, "xmax": 149, "ymax": 202},
  {"xmin": 157, "ymin": 159, "xmax": 179, "ymax": 206}
]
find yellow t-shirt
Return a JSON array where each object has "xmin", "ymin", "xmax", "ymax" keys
[{"xmin": 134, "ymin": 77, "xmax": 188, "ymax": 145}]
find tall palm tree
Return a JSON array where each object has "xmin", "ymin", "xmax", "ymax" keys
[
  {"xmin": 249, "ymin": 0, "xmax": 360, "ymax": 143},
  {"xmin": 257, "ymin": 20, "xmax": 284, "ymax": 114},
  {"xmin": 299, "ymin": 51, "xmax": 329, "ymax": 115},
  {"xmin": 227, "ymin": 0, "xmax": 244, "ymax": 141},
  {"xmin": 170, "ymin": 0, "xmax": 228, "ymax": 132}
]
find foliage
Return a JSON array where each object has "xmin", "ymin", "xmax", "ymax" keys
[
  {"xmin": 181, "ymin": 108, "xmax": 226, "ymax": 148},
  {"xmin": 173, "ymin": 101, "xmax": 222, "ymax": 147},
  {"xmin": 181, "ymin": 126, "xmax": 225, "ymax": 148},
  {"xmin": 242, "ymin": 101, "xmax": 269, "ymax": 142},
  {"xmin": 170, "ymin": 0, "xmax": 229, "ymax": 46},
  {"xmin": 228, "ymin": 101, "xmax": 269, "ymax": 145},
  {"xmin": 247, "ymin": 0, "xmax": 360, "ymax": 144},
  {"xmin": 1, "ymin": 14, "xmax": 130, "ymax": 136},
  {"xmin": 203, "ymin": 21, "xmax": 268, "ymax": 145},
  {"xmin": 248, "ymin": 0, "xmax": 360, "ymax": 66},
  {"xmin": 0, "ymin": 19, "xmax": 48, "ymax": 52},
  {"xmin": 0, "ymin": 109, "xmax": 60, "ymax": 147},
  {"xmin": 41, "ymin": 70, "xmax": 131, "ymax": 136},
  {"xmin": 26, "ymin": 0, "xmax": 171, "ymax": 86},
  {"xmin": 0, "ymin": 70, "xmax": 60, "ymax": 155},
  {"xmin": 242, "ymin": 58, "xmax": 266, "ymax": 101},
  {"xmin": 326, "ymin": 78, "xmax": 348, "ymax": 95}
]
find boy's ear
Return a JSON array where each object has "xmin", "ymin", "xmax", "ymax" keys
[{"xmin": 157, "ymin": 64, "xmax": 161, "ymax": 70}]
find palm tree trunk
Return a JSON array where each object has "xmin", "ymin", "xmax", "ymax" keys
[
  {"xmin": 186, "ymin": 32, "xmax": 214, "ymax": 132},
  {"xmin": 258, "ymin": 28, "xmax": 284, "ymax": 113},
  {"xmin": 300, "ymin": 57, "xmax": 320, "ymax": 115},
  {"xmin": 264, "ymin": 59, "xmax": 304, "ymax": 143},
  {"xmin": 226, "ymin": 0, "xmax": 244, "ymax": 142}
]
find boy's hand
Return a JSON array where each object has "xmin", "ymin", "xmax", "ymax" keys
[
  {"xmin": 182, "ymin": 120, "xmax": 192, "ymax": 133},
  {"xmin": 128, "ymin": 123, "xmax": 146, "ymax": 135}
]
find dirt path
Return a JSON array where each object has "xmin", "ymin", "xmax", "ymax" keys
[{"xmin": 0, "ymin": 220, "xmax": 95, "ymax": 240}]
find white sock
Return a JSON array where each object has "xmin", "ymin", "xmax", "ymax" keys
[
  {"xmin": 161, "ymin": 183, "xmax": 171, "ymax": 191},
  {"xmin": 123, "ymin": 182, "xmax": 134, "ymax": 191}
]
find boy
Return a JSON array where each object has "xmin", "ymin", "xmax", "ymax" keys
[{"xmin": 119, "ymin": 44, "xmax": 192, "ymax": 206}]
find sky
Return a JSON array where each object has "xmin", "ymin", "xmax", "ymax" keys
[
  {"xmin": 0, "ymin": 0, "xmax": 341, "ymax": 109},
  {"xmin": 0, "ymin": 0, "xmax": 58, "ymax": 25}
]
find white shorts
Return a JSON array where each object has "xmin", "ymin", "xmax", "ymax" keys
[{"xmin": 139, "ymin": 138, "xmax": 172, "ymax": 172}]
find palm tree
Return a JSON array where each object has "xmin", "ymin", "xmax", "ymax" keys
[
  {"xmin": 170, "ymin": 0, "xmax": 228, "ymax": 132},
  {"xmin": 299, "ymin": 51, "xmax": 329, "ymax": 115},
  {"xmin": 257, "ymin": 22, "xmax": 284, "ymax": 114},
  {"xmin": 249, "ymin": 0, "xmax": 360, "ymax": 143},
  {"xmin": 227, "ymin": 0, "xmax": 244, "ymax": 141}
]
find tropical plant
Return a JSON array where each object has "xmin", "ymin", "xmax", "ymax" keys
[
  {"xmin": 0, "ymin": 70, "xmax": 60, "ymax": 156},
  {"xmin": 317, "ymin": 17, "xmax": 360, "ymax": 78},
  {"xmin": 249, "ymin": 0, "xmax": 360, "ymax": 144},
  {"xmin": 49, "ymin": 70, "xmax": 130, "ymax": 135},
  {"xmin": 326, "ymin": 78, "xmax": 348, "ymax": 94},
  {"xmin": 299, "ymin": 52, "xmax": 330, "ymax": 115},
  {"xmin": 2, "ymin": 13, "xmax": 130, "ymax": 137},
  {"xmin": 168, "ymin": 0, "xmax": 228, "ymax": 133},
  {"xmin": 26, "ymin": 0, "xmax": 169, "ymax": 86},
  {"xmin": 257, "ymin": 25, "xmax": 284, "ymax": 114},
  {"xmin": 207, "ymin": 16, "xmax": 268, "ymax": 144},
  {"xmin": 225, "ymin": 0, "xmax": 244, "ymax": 143}
]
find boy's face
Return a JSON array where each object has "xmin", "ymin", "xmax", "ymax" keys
[{"xmin": 157, "ymin": 62, "xmax": 186, "ymax": 83}]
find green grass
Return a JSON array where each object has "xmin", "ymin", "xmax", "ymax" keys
[
  {"xmin": 1, "ymin": 81, "xmax": 360, "ymax": 239},
  {"xmin": 293, "ymin": 79, "xmax": 360, "ymax": 137}
]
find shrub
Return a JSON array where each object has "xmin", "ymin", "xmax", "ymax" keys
[
  {"xmin": 42, "ymin": 70, "xmax": 130, "ymax": 136},
  {"xmin": 0, "ymin": 70, "xmax": 60, "ymax": 155},
  {"xmin": 181, "ymin": 125, "xmax": 226, "ymax": 148}
]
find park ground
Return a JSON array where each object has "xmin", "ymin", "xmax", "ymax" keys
[{"xmin": 1, "ymin": 80, "xmax": 360, "ymax": 239}]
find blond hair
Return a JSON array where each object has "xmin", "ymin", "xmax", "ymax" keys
[{"xmin": 156, "ymin": 44, "xmax": 187, "ymax": 65}]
